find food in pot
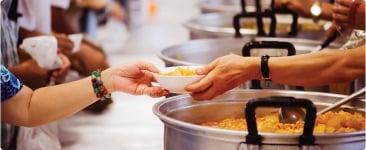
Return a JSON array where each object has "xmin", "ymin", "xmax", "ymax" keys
[
  {"xmin": 201, "ymin": 110, "xmax": 365, "ymax": 134},
  {"xmin": 160, "ymin": 67, "xmax": 197, "ymax": 76}
]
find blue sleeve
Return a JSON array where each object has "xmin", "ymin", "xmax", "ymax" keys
[{"xmin": 1, "ymin": 65, "xmax": 23, "ymax": 101}]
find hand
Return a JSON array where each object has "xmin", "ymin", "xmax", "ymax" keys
[
  {"xmin": 102, "ymin": 62, "xmax": 169, "ymax": 97},
  {"xmin": 332, "ymin": 0, "xmax": 363, "ymax": 29},
  {"xmin": 108, "ymin": 2, "xmax": 126, "ymax": 21},
  {"xmin": 275, "ymin": 0, "xmax": 316, "ymax": 18},
  {"xmin": 185, "ymin": 54, "xmax": 260, "ymax": 100},
  {"xmin": 54, "ymin": 33, "xmax": 74, "ymax": 55},
  {"xmin": 51, "ymin": 54, "xmax": 71, "ymax": 84}
]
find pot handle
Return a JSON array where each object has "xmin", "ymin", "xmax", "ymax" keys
[
  {"xmin": 233, "ymin": 9, "xmax": 276, "ymax": 38},
  {"xmin": 242, "ymin": 41, "xmax": 298, "ymax": 89},
  {"xmin": 242, "ymin": 41, "xmax": 296, "ymax": 56},
  {"xmin": 240, "ymin": 0, "xmax": 247, "ymax": 13},
  {"xmin": 244, "ymin": 96, "xmax": 317, "ymax": 145},
  {"xmin": 270, "ymin": 0, "xmax": 299, "ymax": 36}
]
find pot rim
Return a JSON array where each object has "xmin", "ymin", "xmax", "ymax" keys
[
  {"xmin": 153, "ymin": 89, "xmax": 366, "ymax": 138},
  {"xmin": 158, "ymin": 37, "xmax": 338, "ymax": 66},
  {"xmin": 184, "ymin": 13, "xmax": 329, "ymax": 35}
]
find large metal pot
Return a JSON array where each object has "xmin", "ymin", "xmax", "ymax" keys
[
  {"xmin": 153, "ymin": 90, "xmax": 365, "ymax": 150},
  {"xmin": 158, "ymin": 37, "xmax": 339, "ymax": 67},
  {"xmin": 185, "ymin": 13, "xmax": 329, "ymax": 40}
]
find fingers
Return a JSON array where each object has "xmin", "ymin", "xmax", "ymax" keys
[
  {"xmin": 134, "ymin": 62, "xmax": 160, "ymax": 73},
  {"xmin": 333, "ymin": 13, "xmax": 349, "ymax": 23},
  {"xmin": 52, "ymin": 54, "xmax": 71, "ymax": 78},
  {"xmin": 190, "ymin": 86, "xmax": 218, "ymax": 100},
  {"xmin": 143, "ymin": 86, "xmax": 169, "ymax": 98},
  {"xmin": 333, "ymin": 5, "xmax": 350, "ymax": 15},
  {"xmin": 55, "ymin": 34, "xmax": 74, "ymax": 52},
  {"xmin": 336, "ymin": 0, "xmax": 353, "ymax": 7},
  {"xmin": 185, "ymin": 70, "xmax": 216, "ymax": 93}
]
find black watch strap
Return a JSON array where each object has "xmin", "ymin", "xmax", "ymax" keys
[{"xmin": 261, "ymin": 55, "xmax": 271, "ymax": 80}]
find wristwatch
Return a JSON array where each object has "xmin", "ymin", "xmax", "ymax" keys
[
  {"xmin": 310, "ymin": 0, "xmax": 322, "ymax": 23},
  {"xmin": 261, "ymin": 55, "xmax": 271, "ymax": 80}
]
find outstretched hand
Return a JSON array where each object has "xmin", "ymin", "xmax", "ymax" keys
[
  {"xmin": 103, "ymin": 62, "xmax": 169, "ymax": 97},
  {"xmin": 185, "ymin": 54, "xmax": 260, "ymax": 100}
]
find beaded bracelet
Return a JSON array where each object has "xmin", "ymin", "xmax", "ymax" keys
[{"xmin": 91, "ymin": 69, "xmax": 111, "ymax": 101}]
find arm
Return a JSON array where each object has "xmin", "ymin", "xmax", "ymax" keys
[
  {"xmin": 2, "ymin": 76, "xmax": 97, "ymax": 127},
  {"xmin": 276, "ymin": 0, "xmax": 333, "ymax": 20},
  {"xmin": 9, "ymin": 60, "xmax": 50, "ymax": 89},
  {"xmin": 51, "ymin": 6, "xmax": 77, "ymax": 34},
  {"xmin": 186, "ymin": 46, "xmax": 365, "ymax": 100},
  {"xmin": 1, "ymin": 62, "xmax": 168, "ymax": 127},
  {"xmin": 270, "ymin": 46, "xmax": 365, "ymax": 86}
]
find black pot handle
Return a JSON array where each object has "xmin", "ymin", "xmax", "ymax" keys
[
  {"xmin": 272, "ymin": 7, "xmax": 299, "ymax": 36},
  {"xmin": 233, "ymin": 7, "xmax": 276, "ymax": 38},
  {"xmin": 242, "ymin": 41, "xmax": 296, "ymax": 56},
  {"xmin": 240, "ymin": 0, "xmax": 247, "ymax": 13},
  {"xmin": 245, "ymin": 96, "xmax": 317, "ymax": 145},
  {"xmin": 233, "ymin": 12, "xmax": 267, "ymax": 38},
  {"xmin": 242, "ymin": 41, "xmax": 296, "ymax": 89}
]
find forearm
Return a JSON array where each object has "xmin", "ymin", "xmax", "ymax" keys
[
  {"xmin": 2, "ymin": 69, "xmax": 114, "ymax": 126},
  {"xmin": 29, "ymin": 77, "xmax": 98, "ymax": 125},
  {"xmin": 19, "ymin": 27, "xmax": 45, "ymax": 40},
  {"xmin": 51, "ymin": 7, "xmax": 77, "ymax": 34},
  {"xmin": 9, "ymin": 63, "xmax": 49, "ymax": 89},
  {"xmin": 268, "ymin": 48, "xmax": 365, "ymax": 86}
]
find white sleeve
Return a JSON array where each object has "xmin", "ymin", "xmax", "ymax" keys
[
  {"xmin": 17, "ymin": 0, "xmax": 37, "ymax": 31},
  {"xmin": 17, "ymin": 0, "xmax": 52, "ymax": 34}
]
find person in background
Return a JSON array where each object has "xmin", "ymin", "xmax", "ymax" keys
[
  {"xmin": 17, "ymin": 0, "xmax": 110, "ymax": 79},
  {"xmin": 17, "ymin": 0, "xmax": 112, "ymax": 114}
]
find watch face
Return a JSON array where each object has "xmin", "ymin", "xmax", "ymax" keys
[{"xmin": 310, "ymin": 2, "xmax": 322, "ymax": 16}]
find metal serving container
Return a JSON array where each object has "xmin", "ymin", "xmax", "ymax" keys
[
  {"xmin": 185, "ymin": 13, "xmax": 329, "ymax": 40},
  {"xmin": 153, "ymin": 90, "xmax": 366, "ymax": 150},
  {"xmin": 158, "ymin": 37, "xmax": 339, "ymax": 67}
]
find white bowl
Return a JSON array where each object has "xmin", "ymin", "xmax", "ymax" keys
[{"xmin": 153, "ymin": 66, "xmax": 204, "ymax": 94}]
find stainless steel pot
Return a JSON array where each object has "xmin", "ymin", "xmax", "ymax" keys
[
  {"xmin": 158, "ymin": 37, "xmax": 339, "ymax": 67},
  {"xmin": 153, "ymin": 90, "xmax": 366, "ymax": 150},
  {"xmin": 185, "ymin": 13, "xmax": 329, "ymax": 40}
]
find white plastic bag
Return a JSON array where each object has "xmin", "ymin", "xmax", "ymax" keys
[
  {"xmin": 17, "ymin": 123, "xmax": 61, "ymax": 150},
  {"xmin": 19, "ymin": 36, "xmax": 62, "ymax": 70},
  {"xmin": 68, "ymin": 34, "xmax": 83, "ymax": 53}
]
